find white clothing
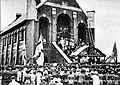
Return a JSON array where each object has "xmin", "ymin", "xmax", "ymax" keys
[
  {"xmin": 17, "ymin": 71, "xmax": 22, "ymax": 81},
  {"xmin": 30, "ymin": 73, "xmax": 36, "ymax": 85},
  {"xmin": 60, "ymin": 71, "xmax": 64, "ymax": 76},
  {"xmin": 56, "ymin": 78, "xmax": 61, "ymax": 82},
  {"xmin": 8, "ymin": 80, "xmax": 20, "ymax": 85},
  {"xmin": 36, "ymin": 52, "xmax": 44, "ymax": 66},
  {"xmin": 68, "ymin": 74, "xmax": 74, "ymax": 84},
  {"xmin": 43, "ymin": 70, "xmax": 48, "ymax": 75},
  {"xmin": 49, "ymin": 80, "xmax": 56, "ymax": 85},
  {"xmin": 56, "ymin": 82, "xmax": 63, "ymax": 85},
  {"xmin": 91, "ymin": 75, "xmax": 100, "ymax": 85},
  {"xmin": 36, "ymin": 72, "xmax": 42, "ymax": 85},
  {"xmin": 60, "ymin": 39, "xmax": 65, "ymax": 48},
  {"xmin": 33, "ymin": 35, "xmax": 44, "ymax": 66},
  {"xmin": 30, "ymin": 73, "xmax": 36, "ymax": 82},
  {"xmin": 53, "ymin": 77, "xmax": 58, "ymax": 81},
  {"xmin": 22, "ymin": 70, "xmax": 27, "ymax": 82}
]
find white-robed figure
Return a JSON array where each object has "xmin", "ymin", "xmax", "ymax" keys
[{"xmin": 32, "ymin": 34, "xmax": 44, "ymax": 66}]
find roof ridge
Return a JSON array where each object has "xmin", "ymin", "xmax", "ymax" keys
[{"xmin": 1, "ymin": 14, "xmax": 27, "ymax": 34}]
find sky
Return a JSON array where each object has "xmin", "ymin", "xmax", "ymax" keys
[
  {"xmin": 77, "ymin": 0, "xmax": 120, "ymax": 62},
  {"xmin": 1, "ymin": 0, "xmax": 120, "ymax": 62}
]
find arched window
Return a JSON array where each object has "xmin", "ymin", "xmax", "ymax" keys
[
  {"xmin": 78, "ymin": 22, "xmax": 87, "ymax": 43},
  {"xmin": 57, "ymin": 13, "xmax": 71, "ymax": 39}
]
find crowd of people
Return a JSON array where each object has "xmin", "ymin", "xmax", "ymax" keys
[
  {"xmin": 0, "ymin": 63, "xmax": 120, "ymax": 85},
  {"xmin": 0, "ymin": 37, "xmax": 119, "ymax": 85},
  {"xmin": 57, "ymin": 36, "xmax": 104, "ymax": 64},
  {"xmin": 57, "ymin": 37, "xmax": 85, "ymax": 56}
]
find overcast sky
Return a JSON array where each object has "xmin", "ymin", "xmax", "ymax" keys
[{"xmin": 1, "ymin": 0, "xmax": 120, "ymax": 62}]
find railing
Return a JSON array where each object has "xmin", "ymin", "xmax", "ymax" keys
[{"xmin": 52, "ymin": 42, "xmax": 73, "ymax": 63}]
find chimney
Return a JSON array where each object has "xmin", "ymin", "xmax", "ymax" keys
[{"xmin": 16, "ymin": 13, "xmax": 22, "ymax": 19}]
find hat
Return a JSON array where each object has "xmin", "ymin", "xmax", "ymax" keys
[
  {"xmin": 11, "ymin": 76, "xmax": 15, "ymax": 79},
  {"xmin": 91, "ymin": 71, "xmax": 98, "ymax": 74},
  {"xmin": 53, "ymin": 63, "xmax": 57, "ymax": 67},
  {"xmin": 94, "ymin": 71, "xmax": 98, "ymax": 74}
]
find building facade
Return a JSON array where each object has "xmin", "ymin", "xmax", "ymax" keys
[{"xmin": 0, "ymin": 0, "xmax": 97, "ymax": 66}]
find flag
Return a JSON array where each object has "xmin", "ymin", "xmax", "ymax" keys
[
  {"xmin": 105, "ymin": 42, "xmax": 118, "ymax": 63},
  {"xmin": 32, "ymin": 34, "xmax": 44, "ymax": 66},
  {"xmin": 22, "ymin": 30, "xmax": 27, "ymax": 65},
  {"xmin": 112, "ymin": 42, "xmax": 118, "ymax": 63}
]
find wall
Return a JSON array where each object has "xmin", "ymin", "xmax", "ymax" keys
[{"xmin": 37, "ymin": 4, "xmax": 87, "ymax": 63}]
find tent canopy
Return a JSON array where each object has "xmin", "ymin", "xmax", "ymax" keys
[{"xmin": 70, "ymin": 45, "xmax": 106, "ymax": 57}]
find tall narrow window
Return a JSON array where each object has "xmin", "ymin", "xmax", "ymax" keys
[
  {"xmin": 7, "ymin": 35, "xmax": 11, "ymax": 45},
  {"xmin": 3, "ymin": 38, "xmax": 6, "ymax": 46},
  {"xmin": 0, "ymin": 40, "xmax": 2, "ymax": 65},
  {"xmin": 13, "ymin": 33, "xmax": 17, "ymax": 43},
  {"xmin": 12, "ymin": 43, "xmax": 17, "ymax": 65},
  {"xmin": 1, "ymin": 45, "xmax": 6, "ymax": 65},
  {"xmin": 0, "ymin": 40, "xmax": 2, "ymax": 52},
  {"xmin": 39, "ymin": 16, "xmax": 50, "ymax": 48},
  {"xmin": 19, "ymin": 30, "xmax": 23, "ymax": 41},
  {"xmin": 6, "ymin": 45, "xmax": 11, "ymax": 64}
]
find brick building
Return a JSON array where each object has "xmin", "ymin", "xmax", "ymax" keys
[{"xmin": 0, "ymin": 0, "xmax": 101, "ymax": 66}]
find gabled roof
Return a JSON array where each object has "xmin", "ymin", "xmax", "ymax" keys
[
  {"xmin": 1, "ymin": 0, "xmax": 46, "ymax": 34},
  {"xmin": 36, "ymin": 0, "xmax": 80, "ymax": 8},
  {"xmin": 46, "ymin": 0, "xmax": 80, "ymax": 8},
  {"xmin": 36, "ymin": 0, "xmax": 84, "ymax": 13},
  {"xmin": 1, "ymin": 14, "xmax": 27, "ymax": 34}
]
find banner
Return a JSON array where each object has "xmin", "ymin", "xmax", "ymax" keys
[{"xmin": 32, "ymin": 34, "xmax": 44, "ymax": 66}]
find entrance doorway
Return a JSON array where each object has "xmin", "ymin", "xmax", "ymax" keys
[
  {"xmin": 39, "ymin": 16, "xmax": 50, "ymax": 48},
  {"xmin": 78, "ymin": 22, "xmax": 87, "ymax": 44}
]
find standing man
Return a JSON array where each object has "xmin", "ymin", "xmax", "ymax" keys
[
  {"xmin": 0, "ymin": 74, "xmax": 2, "ymax": 85},
  {"xmin": 36, "ymin": 70, "xmax": 42, "ymax": 85},
  {"xmin": 17, "ymin": 68, "xmax": 22, "ymax": 84},
  {"xmin": 91, "ymin": 71, "xmax": 100, "ymax": 85},
  {"xmin": 30, "ymin": 70, "xmax": 36, "ymax": 85}
]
